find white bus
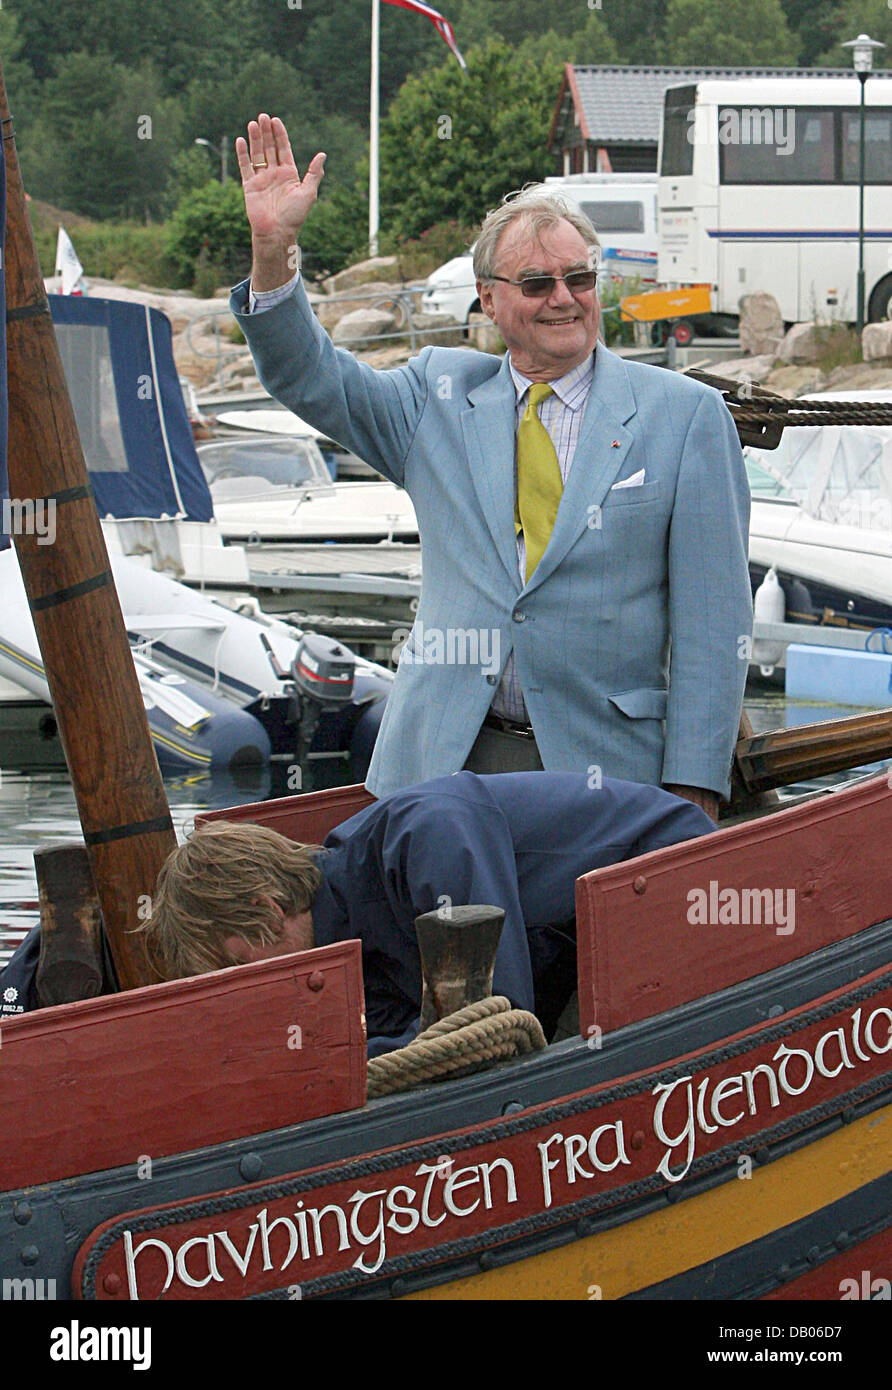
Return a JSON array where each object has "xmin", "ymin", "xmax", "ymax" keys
[{"xmin": 658, "ymin": 76, "xmax": 892, "ymax": 328}]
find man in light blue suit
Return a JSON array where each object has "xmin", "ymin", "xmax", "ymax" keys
[{"xmin": 230, "ymin": 116, "xmax": 752, "ymax": 819}]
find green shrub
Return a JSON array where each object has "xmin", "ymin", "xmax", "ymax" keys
[
  {"xmin": 599, "ymin": 273, "xmax": 642, "ymax": 348},
  {"xmin": 164, "ymin": 180, "xmax": 252, "ymax": 288},
  {"xmin": 382, "ymin": 220, "xmax": 477, "ymax": 281},
  {"xmin": 297, "ymin": 186, "xmax": 369, "ymax": 282},
  {"xmin": 29, "ymin": 210, "xmax": 170, "ymax": 287}
]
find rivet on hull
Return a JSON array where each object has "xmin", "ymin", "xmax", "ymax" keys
[{"xmin": 239, "ymin": 1153, "xmax": 263, "ymax": 1182}]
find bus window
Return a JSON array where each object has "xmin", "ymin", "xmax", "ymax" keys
[
  {"xmin": 661, "ymin": 86, "xmax": 696, "ymax": 177},
  {"xmin": 720, "ymin": 108, "xmax": 835, "ymax": 183},
  {"xmin": 580, "ymin": 201, "xmax": 645, "ymax": 234},
  {"xmin": 842, "ymin": 110, "xmax": 892, "ymax": 183}
]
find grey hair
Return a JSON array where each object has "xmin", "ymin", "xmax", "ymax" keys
[{"xmin": 473, "ymin": 187, "xmax": 601, "ymax": 282}]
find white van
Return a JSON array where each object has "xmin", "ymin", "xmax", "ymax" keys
[{"xmin": 421, "ymin": 173, "xmax": 659, "ymax": 326}]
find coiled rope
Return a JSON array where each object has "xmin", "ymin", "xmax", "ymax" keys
[{"xmin": 366, "ymin": 995, "xmax": 547, "ymax": 1099}]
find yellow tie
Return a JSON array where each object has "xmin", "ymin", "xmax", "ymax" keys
[{"xmin": 515, "ymin": 382, "xmax": 563, "ymax": 582}]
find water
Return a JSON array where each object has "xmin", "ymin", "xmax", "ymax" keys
[
  {"xmin": 0, "ymin": 765, "xmax": 275, "ymax": 963},
  {"xmin": 1, "ymin": 692, "xmax": 888, "ymax": 966}
]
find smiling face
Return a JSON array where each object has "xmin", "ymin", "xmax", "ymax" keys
[{"xmin": 476, "ymin": 216, "xmax": 601, "ymax": 380}]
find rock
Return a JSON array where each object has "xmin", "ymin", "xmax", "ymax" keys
[
  {"xmin": 324, "ymin": 257, "xmax": 401, "ymax": 294},
  {"xmin": 410, "ymin": 312, "xmax": 463, "ymax": 348},
  {"xmin": 332, "ymin": 307, "xmax": 399, "ymax": 348},
  {"xmin": 314, "ymin": 282, "xmax": 405, "ymax": 331},
  {"xmin": 362, "ymin": 345, "xmax": 414, "ymax": 369},
  {"xmin": 777, "ymin": 322, "xmax": 821, "ymax": 364},
  {"xmin": 862, "ymin": 321, "xmax": 892, "ymax": 361},
  {"xmin": 738, "ymin": 292, "xmax": 784, "ymax": 357},
  {"xmin": 712, "ymin": 354, "xmax": 776, "ymax": 385},
  {"xmin": 822, "ymin": 361, "xmax": 892, "ymax": 392},
  {"xmin": 761, "ymin": 365, "xmax": 827, "ymax": 397},
  {"xmin": 468, "ymin": 312, "xmax": 504, "ymax": 354}
]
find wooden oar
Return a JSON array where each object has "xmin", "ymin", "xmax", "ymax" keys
[
  {"xmin": 734, "ymin": 706, "xmax": 892, "ymax": 795},
  {"xmin": 2, "ymin": 64, "xmax": 176, "ymax": 990}
]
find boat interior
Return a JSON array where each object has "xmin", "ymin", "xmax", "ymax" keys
[{"xmin": 2, "ymin": 758, "xmax": 890, "ymax": 1202}]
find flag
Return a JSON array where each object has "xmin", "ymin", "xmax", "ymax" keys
[
  {"xmin": 382, "ymin": 0, "xmax": 467, "ymax": 69},
  {"xmin": 55, "ymin": 227, "xmax": 84, "ymax": 295}
]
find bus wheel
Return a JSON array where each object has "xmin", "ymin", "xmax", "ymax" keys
[
  {"xmin": 668, "ymin": 318, "xmax": 694, "ymax": 346},
  {"xmin": 868, "ymin": 274, "xmax": 892, "ymax": 324}
]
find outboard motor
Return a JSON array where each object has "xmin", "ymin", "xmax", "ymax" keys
[
  {"xmin": 291, "ymin": 633, "xmax": 356, "ymax": 784},
  {"xmin": 262, "ymin": 632, "xmax": 356, "ymax": 790}
]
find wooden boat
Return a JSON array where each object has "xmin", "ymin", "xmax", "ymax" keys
[
  {"xmin": 1, "ymin": 63, "xmax": 891, "ymax": 1306},
  {"xmin": 2, "ymin": 767, "xmax": 891, "ymax": 1300}
]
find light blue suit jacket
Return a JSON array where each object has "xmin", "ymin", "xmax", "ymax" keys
[{"xmin": 230, "ymin": 279, "xmax": 752, "ymax": 799}]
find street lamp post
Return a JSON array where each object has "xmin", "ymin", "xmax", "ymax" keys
[
  {"xmin": 841, "ymin": 33, "xmax": 885, "ymax": 333},
  {"xmin": 194, "ymin": 135, "xmax": 229, "ymax": 183}
]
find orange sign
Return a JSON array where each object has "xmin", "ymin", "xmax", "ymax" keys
[{"xmin": 621, "ymin": 285, "xmax": 712, "ymax": 323}]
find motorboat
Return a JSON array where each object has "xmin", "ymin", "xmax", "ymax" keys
[
  {"xmin": 209, "ymin": 404, "xmax": 380, "ymax": 479},
  {"xmin": 747, "ymin": 392, "xmax": 892, "ymax": 633},
  {"xmin": 0, "ymin": 546, "xmax": 391, "ymax": 781},
  {"xmin": 197, "ymin": 433, "xmax": 417, "ymax": 544},
  {"xmin": 46, "ymin": 293, "xmax": 418, "ymax": 603}
]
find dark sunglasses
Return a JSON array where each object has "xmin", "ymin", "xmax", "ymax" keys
[{"xmin": 488, "ymin": 269, "xmax": 599, "ymax": 298}]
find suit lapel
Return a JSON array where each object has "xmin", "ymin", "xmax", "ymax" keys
[
  {"xmin": 460, "ymin": 355, "xmax": 523, "ymax": 591},
  {"xmin": 523, "ymin": 345, "xmax": 638, "ymax": 594}
]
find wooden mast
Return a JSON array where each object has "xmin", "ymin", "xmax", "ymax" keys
[{"xmin": 1, "ymin": 65, "xmax": 176, "ymax": 990}]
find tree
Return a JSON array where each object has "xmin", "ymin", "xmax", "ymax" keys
[
  {"xmin": 780, "ymin": 1, "xmax": 847, "ymax": 66},
  {"xmin": 567, "ymin": 12, "xmax": 622, "ymax": 65},
  {"xmin": 516, "ymin": 13, "xmax": 620, "ymax": 69},
  {"xmin": 378, "ymin": 39, "xmax": 562, "ymax": 241},
  {"xmin": 164, "ymin": 148, "xmax": 217, "ymax": 215},
  {"xmin": 454, "ymin": 0, "xmax": 582, "ymax": 48},
  {"xmin": 600, "ymin": 0, "xmax": 672, "ymax": 65},
  {"xmin": 184, "ymin": 54, "xmax": 325, "ymax": 183},
  {"xmin": 298, "ymin": 0, "xmax": 442, "ymax": 126},
  {"xmin": 14, "ymin": 0, "xmax": 228, "ymax": 92},
  {"xmin": 23, "ymin": 54, "xmax": 183, "ymax": 221},
  {"xmin": 0, "ymin": 11, "xmax": 37, "ymax": 162},
  {"xmin": 812, "ymin": 1, "xmax": 892, "ymax": 70},
  {"xmin": 662, "ymin": 0, "xmax": 798, "ymax": 66},
  {"xmin": 298, "ymin": 184, "xmax": 369, "ymax": 280}
]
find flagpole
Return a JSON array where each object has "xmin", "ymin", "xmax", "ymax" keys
[{"xmin": 369, "ymin": 0, "xmax": 380, "ymax": 257}]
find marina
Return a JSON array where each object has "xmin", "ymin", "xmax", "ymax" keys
[{"xmin": 3, "ymin": 4, "xmax": 892, "ymax": 1331}]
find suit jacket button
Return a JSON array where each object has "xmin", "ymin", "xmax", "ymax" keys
[
  {"xmin": 512, "ymin": 609, "xmax": 526, "ymax": 622},
  {"xmin": 486, "ymin": 675, "xmax": 497, "ymax": 685}
]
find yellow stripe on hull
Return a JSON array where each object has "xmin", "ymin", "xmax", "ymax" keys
[{"xmin": 405, "ymin": 1103, "xmax": 891, "ymax": 1300}]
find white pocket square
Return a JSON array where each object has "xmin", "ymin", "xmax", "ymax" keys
[{"xmin": 611, "ymin": 469, "xmax": 646, "ymax": 490}]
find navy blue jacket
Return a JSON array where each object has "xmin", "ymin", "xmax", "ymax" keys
[
  {"xmin": 0, "ymin": 772, "xmax": 711, "ymax": 1050},
  {"xmin": 0, "ymin": 926, "xmax": 39, "ymax": 1019},
  {"xmin": 311, "ymin": 771, "xmax": 712, "ymax": 1052}
]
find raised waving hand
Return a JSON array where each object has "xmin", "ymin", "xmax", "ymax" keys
[{"xmin": 235, "ymin": 114, "xmax": 326, "ymax": 290}]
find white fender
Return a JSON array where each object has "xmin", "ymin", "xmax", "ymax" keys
[{"xmin": 752, "ymin": 567, "xmax": 786, "ymax": 675}]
